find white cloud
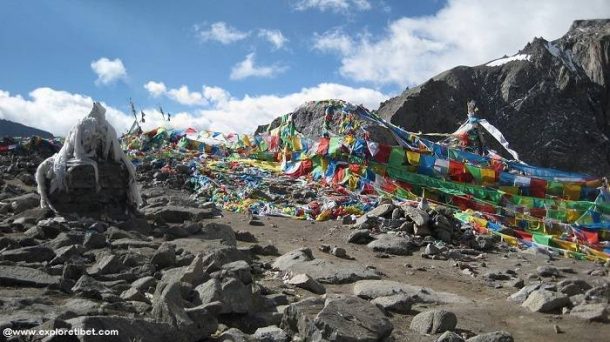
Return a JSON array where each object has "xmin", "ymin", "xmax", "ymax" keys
[
  {"xmin": 258, "ymin": 29, "xmax": 288, "ymax": 49},
  {"xmin": 144, "ymin": 81, "xmax": 388, "ymax": 133},
  {"xmin": 230, "ymin": 53, "xmax": 288, "ymax": 80},
  {"xmin": 0, "ymin": 82, "xmax": 387, "ymax": 137},
  {"xmin": 316, "ymin": 0, "xmax": 610, "ymax": 86},
  {"xmin": 166, "ymin": 86, "xmax": 206, "ymax": 106},
  {"xmin": 144, "ymin": 81, "xmax": 167, "ymax": 97},
  {"xmin": 313, "ymin": 29, "xmax": 354, "ymax": 55},
  {"xmin": 0, "ymin": 88, "xmax": 133, "ymax": 136},
  {"xmin": 90, "ymin": 57, "xmax": 127, "ymax": 86},
  {"xmin": 195, "ymin": 22, "xmax": 250, "ymax": 44},
  {"xmin": 295, "ymin": 0, "xmax": 371, "ymax": 13}
]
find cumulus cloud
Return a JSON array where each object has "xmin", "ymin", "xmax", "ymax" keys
[
  {"xmin": 144, "ymin": 81, "xmax": 388, "ymax": 133},
  {"xmin": 294, "ymin": 0, "xmax": 371, "ymax": 13},
  {"xmin": 90, "ymin": 57, "xmax": 127, "ymax": 85},
  {"xmin": 230, "ymin": 53, "xmax": 288, "ymax": 80},
  {"xmin": 313, "ymin": 29, "xmax": 354, "ymax": 55},
  {"xmin": 195, "ymin": 22, "xmax": 250, "ymax": 44},
  {"xmin": 315, "ymin": 0, "xmax": 610, "ymax": 86},
  {"xmin": 258, "ymin": 29, "xmax": 288, "ymax": 49},
  {"xmin": 143, "ymin": 81, "xmax": 167, "ymax": 97},
  {"xmin": 0, "ymin": 88, "xmax": 133, "ymax": 136}
]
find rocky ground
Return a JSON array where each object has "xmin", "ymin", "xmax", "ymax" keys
[{"xmin": 1, "ymin": 153, "xmax": 610, "ymax": 342}]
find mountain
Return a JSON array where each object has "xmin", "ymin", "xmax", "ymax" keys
[
  {"xmin": 0, "ymin": 118, "xmax": 54, "ymax": 138},
  {"xmin": 377, "ymin": 19, "xmax": 610, "ymax": 175}
]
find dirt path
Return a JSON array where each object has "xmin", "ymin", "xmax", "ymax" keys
[{"xmin": 214, "ymin": 212, "xmax": 610, "ymax": 341}]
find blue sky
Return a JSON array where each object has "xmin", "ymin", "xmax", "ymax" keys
[{"xmin": 0, "ymin": 0, "xmax": 608, "ymax": 135}]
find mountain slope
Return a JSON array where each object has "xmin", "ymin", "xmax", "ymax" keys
[
  {"xmin": 378, "ymin": 19, "xmax": 610, "ymax": 175},
  {"xmin": 0, "ymin": 118, "xmax": 53, "ymax": 138}
]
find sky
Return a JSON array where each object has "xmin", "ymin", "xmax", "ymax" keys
[{"xmin": 0, "ymin": 0, "xmax": 609, "ymax": 136}]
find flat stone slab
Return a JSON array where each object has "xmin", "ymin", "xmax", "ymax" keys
[
  {"xmin": 353, "ymin": 280, "xmax": 469, "ymax": 304},
  {"xmin": 0, "ymin": 265, "xmax": 59, "ymax": 287},
  {"xmin": 287, "ymin": 259, "xmax": 380, "ymax": 284}
]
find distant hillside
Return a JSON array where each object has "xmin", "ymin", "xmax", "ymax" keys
[
  {"xmin": 377, "ymin": 19, "xmax": 610, "ymax": 175},
  {"xmin": 0, "ymin": 118, "xmax": 53, "ymax": 138}
]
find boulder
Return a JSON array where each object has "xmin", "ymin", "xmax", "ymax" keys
[
  {"xmin": 521, "ymin": 290, "xmax": 570, "ymax": 313},
  {"xmin": 347, "ymin": 229, "xmax": 374, "ymax": 244},
  {"xmin": 280, "ymin": 297, "xmax": 325, "ymax": 337},
  {"xmin": 410, "ymin": 309, "xmax": 457, "ymax": 334},
  {"xmin": 285, "ymin": 274, "xmax": 326, "ymax": 294},
  {"xmin": 312, "ymin": 296, "xmax": 393, "ymax": 341},
  {"xmin": 402, "ymin": 206, "xmax": 429, "ymax": 226},
  {"xmin": 353, "ymin": 280, "xmax": 469, "ymax": 304},
  {"xmin": 367, "ymin": 235, "xmax": 414, "ymax": 255},
  {"xmin": 272, "ymin": 248, "xmax": 314, "ymax": 271},
  {"xmin": 0, "ymin": 245, "xmax": 55, "ymax": 263},
  {"xmin": 66, "ymin": 315, "xmax": 178, "ymax": 342},
  {"xmin": 200, "ymin": 223, "xmax": 237, "ymax": 246},
  {"xmin": 569, "ymin": 303, "xmax": 607, "ymax": 321},
  {"xmin": 437, "ymin": 331, "xmax": 466, "ymax": 342},
  {"xmin": 536, "ymin": 265, "xmax": 561, "ymax": 277},
  {"xmin": 466, "ymin": 331, "xmax": 514, "ymax": 342},
  {"xmin": 252, "ymin": 326, "xmax": 289, "ymax": 342},
  {"xmin": 144, "ymin": 205, "xmax": 215, "ymax": 223},
  {"xmin": 151, "ymin": 243, "xmax": 177, "ymax": 269},
  {"xmin": 195, "ymin": 277, "xmax": 252, "ymax": 314},
  {"xmin": 371, "ymin": 293, "xmax": 413, "ymax": 314},
  {"xmin": 0, "ymin": 265, "xmax": 59, "ymax": 287}
]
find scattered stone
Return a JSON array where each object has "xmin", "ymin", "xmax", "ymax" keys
[
  {"xmin": 466, "ymin": 331, "xmax": 514, "ymax": 342},
  {"xmin": 507, "ymin": 284, "xmax": 540, "ymax": 304},
  {"xmin": 347, "ymin": 229, "xmax": 374, "ymax": 244},
  {"xmin": 371, "ymin": 293, "xmax": 413, "ymax": 314},
  {"xmin": 367, "ymin": 234, "xmax": 413, "ymax": 255},
  {"xmin": 536, "ymin": 265, "xmax": 561, "ymax": 277},
  {"xmin": 569, "ymin": 303, "xmax": 607, "ymax": 321},
  {"xmin": 151, "ymin": 242, "xmax": 176, "ymax": 269},
  {"xmin": 0, "ymin": 265, "xmax": 59, "ymax": 287},
  {"xmin": 437, "ymin": 331, "xmax": 466, "ymax": 342},
  {"xmin": 313, "ymin": 295, "xmax": 393, "ymax": 341},
  {"xmin": 330, "ymin": 247, "xmax": 347, "ymax": 258},
  {"xmin": 410, "ymin": 309, "xmax": 457, "ymax": 334},
  {"xmin": 83, "ymin": 232, "xmax": 106, "ymax": 249},
  {"xmin": 558, "ymin": 279, "xmax": 591, "ymax": 296},
  {"xmin": 0, "ymin": 245, "xmax": 56, "ymax": 262},
  {"xmin": 87, "ymin": 254, "xmax": 124, "ymax": 275},
  {"xmin": 285, "ymin": 273, "xmax": 326, "ymax": 294},
  {"xmin": 423, "ymin": 243, "xmax": 441, "ymax": 256},
  {"xmin": 521, "ymin": 290, "xmax": 570, "ymax": 313},
  {"xmin": 402, "ymin": 206, "xmax": 429, "ymax": 226},
  {"xmin": 253, "ymin": 326, "xmax": 289, "ymax": 342},
  {"xmin": 353, "ymin": 280, "xmax": 469, "ymax": 304},
  {"xmin": 235, "ymin": 230, "xmax": 257, "ymax": 242}
]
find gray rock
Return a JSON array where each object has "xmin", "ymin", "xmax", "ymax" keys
[
  {"xmin": 585, "ymin": 285, "xmax": 610, "ymax": 301},
  {"xmin": 569, "ymin": 303, "xmax": 608, "ymax": 321},
  {"xmin": 272, "ymin": 248, "xmax": 314, "ymax": 271},
  {"xmin": 0, "ymin": 265, "xmax": 59, "ymax": 287},
  {"xmin": 132, "ymin": 276, "xmax": 157, "ymax": 292},
  {"xmin": 200, "ymin": 223, "xmax": 237, "ymax": 246},
  {"xmin": 365, "ymin": 203, "xmax": 395, "ymax": 218},
  {"xmin": 71, "ymin": 275, "xmax": 113, "ymax": 300},
  {"xmin": 414, "ymin": 223, "xmax": 432, "ymax": 236},
  {"xmin": 371, "ymin": 294, "xmax": 413, "ymax": 314},
  {"xmin": 402, "ymin": 206, "xmax": 430, "ymax": 226},
  {"xmin": 83, "ymin": 232, "xmax": 107, "ymax": 249},
  {"xmin": 280, "ymin": 297, "xmax": 325, "ymax": 338},
  {"xmin": 195, "ymin": 277, "xmax": 252, "ymax": 314},
  {"xmin": 437, "ymin": 331, "xmax": 465, "ymax": 342},
  {"xmin": 219, "ymin": 327, "xmax": 250, "ymax": 342},
  {"xmin": 391, "ymin": 208, "xmax": 403, "ymax": 219},
  {"xmin": 151, "ymin": 243, "xmax": 176, "ymax": 269},
  {"xmin": 8, "ymin": 193, "xmax": 40, "ymax": 213},
  {"xmin": 558, "ymin": 279, "xmax": 592, "ymax": 296},
  {"xmin": 313, "ymin": 295, "xmax": 393, "ymax": 341},
  {"xmin": 331, "ymin": 247, "xmax": 347, "ymax": 258},
  {"xmin": 521, "ymin": 290, "xmax": 570, "ymax": 313},
  {"xmin": 121, "ymin": 287, "xmax": 149, "ymax": 303},
  {"xmin": 219, "ymin": 260, "xmax": 252, "ymax": 284},
  {"xmin": 353, "ymin": 280, "xmax": 469, "ymax": 304},
  {"xmin": 423, "ymin": 243, "xmax": 441, "ymax": 256},
  {"xmin": 347, "ymin": 229, "xmax": 374, "ymax": 244},
  {"xmin": 466, "ymin": 331, "xmax": 514, "ymax": 342},
  {"xmin": 285, "ymin": 274, "xmax": 326, "ymax": 294},
  {"xmin": 0, "ymin": 245, "xmax": 55, "ymax": 263},
  {"xmin": 143, "ymin": 205, "xmax": 215, "ymax": 223},
  {"xmin": 284, "ymin": 258, "xmax": 380, "ymax": 284},
  {"xmin": 367, "ymin": 234, "xmax": 414, "ymax": 255},
  {"xmin": 537, "ymin": 265, "xmax": 561, "ymax": 277},
  {"xmin": 507, "ymin": 283, "xmax": 541, "ymax": 303},
  {"xmin": 253, "ymin": 326, "xmax": 289, "ymax": 342},
  {"xmin": 235, "ymin": 230, "xmax": 257, "ymax": 242},
  {"xmin": 66, "ymin": 315, "xmax": 178, "ymax": 342},
  {"xmin": 87, "ymin": 254, "xmax": 124, "ymax": 275},
  {"xmin": 410, "ymin": 309, "xmax": 457, "ymax": 334}
]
